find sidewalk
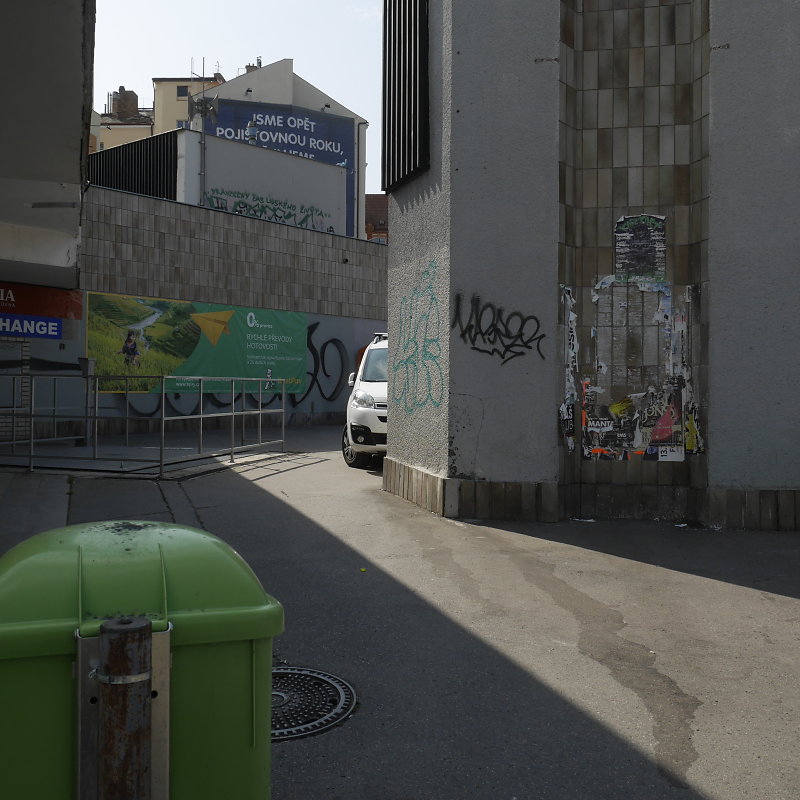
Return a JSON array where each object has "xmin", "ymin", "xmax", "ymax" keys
[{"xmin": 1, "ymin": 425, "xmax": 799, "ymax": 799}]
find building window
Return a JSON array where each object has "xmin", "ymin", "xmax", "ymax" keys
[
  {"xmin": 382, "ymin": 0, "xmax": 430, "ymax": 192},
  {"xmin": 176, "ymin": 85, "xmax": 189, "ymax": 98}
]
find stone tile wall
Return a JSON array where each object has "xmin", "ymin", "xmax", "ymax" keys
[
  {"xmin": 81, "ymin": 187, "xmax": 388, "ymax": 321},
  {"xmin": 558, "ymin": 0, "xmax": 712, "ymax": 523}
]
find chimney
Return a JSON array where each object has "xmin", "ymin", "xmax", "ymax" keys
[
  {"xmin": 245, "ymin": 64, "xmax": 257, "ymax": 73},
  {"xmin": 112, "ymin": 86, "xmax": 140, "ymax": 119}
]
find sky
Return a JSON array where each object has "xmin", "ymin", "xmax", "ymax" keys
[{"xmin": 92, "ymin": 0, "xmax": 384, "ymax": 192}]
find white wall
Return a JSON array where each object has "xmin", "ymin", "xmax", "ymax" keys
[
  {"xmin": 388, "ymin": 0, "xmax": 561, "ymax": 484},
  {"xmin": 193, "ymin": 59, "xmax": 367, "ymax": 238},
  {"xmin": 448, "ymin": 2, "xmax": 561, "ymax": 483},
  {"xmin": 1, "ymin": 0, "xmax": 93, "ymax": 288},
  {"xmin": 386, "ymin": 0, "xmax": 453, "ymax": 476},
  {"xmin": 708, "ymin": 2, "xmax": 800, "ymax": 489},
  {"xmin": 177, "ymin": 131, "xmax": 347, "ymax": 235}
]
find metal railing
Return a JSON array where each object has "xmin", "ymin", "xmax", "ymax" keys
[{"xmin": 0, "ymin": 372, "xmax": 286, "ymax": 476}]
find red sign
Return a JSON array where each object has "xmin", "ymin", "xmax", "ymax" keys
[{"xmin": 0, "ymin": 282, "xmax": 82, "ymax": 320}]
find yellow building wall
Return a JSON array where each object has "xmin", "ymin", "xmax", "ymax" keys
[
  {"xmin": 153, "ymin": 78, "xmax": 219, "ymax": 134},
  {"xmin": 97, "ymin": 124, "xmax": 152, "ymax": 151}
]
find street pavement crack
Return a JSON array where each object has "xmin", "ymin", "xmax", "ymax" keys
[
  {"xmin": 511, "ymin": 548, "xmax": 702, "ymax": 787},
  {"xmin": 157, "ymin": 479, "xmax": 204, "ymax": 530}
]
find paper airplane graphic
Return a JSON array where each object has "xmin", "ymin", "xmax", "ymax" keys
[{"xmin": 191, "ymin": 310, "xmax": 235, "ymax": 346}]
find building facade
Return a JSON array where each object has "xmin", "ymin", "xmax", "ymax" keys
[
  {"xmin": 89, "ymin": 129, "xmax": 350, "ymax": 236},
  {"xmin": 152, "ymin": 75, "xmax": 223, "ymax": 135},
  {"xmin": 191, "ymin": 59, "xmax": 368, "ymax": 239},
  {"xmin": 382, "ymin": 0, "xmax": 800, "ymax": 531}
]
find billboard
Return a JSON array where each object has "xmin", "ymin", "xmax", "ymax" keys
[
  {"xmin": 0, "ymin": 282, "xmax": 82, "ymax": 340},
  {"xmin": 87, "ymin": 292, "xmax": 307, "ymax": 393},
  {"xmin": 207, "ymin": 101, "xmax": 356, "ymax": 236}
]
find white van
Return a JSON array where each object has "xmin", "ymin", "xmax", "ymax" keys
[{"xmin": 342, "ymin": 333, "xmax": 388, "ymax": 468}]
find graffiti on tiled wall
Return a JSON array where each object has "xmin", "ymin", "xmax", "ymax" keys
[
  {"xmin": 561, "ymin": 216, "xmax": 704, "ymax": 461},
  {"xmin": 392, "ymin": 260, "xmax": 444, "ymax": 413},
  {"xmin": 451, "ymin": 293, "xmax": 546, "ymax": 364},
  {"xmin": 204, "ymin": 187, "xmax": 335, "ymax": 233}
]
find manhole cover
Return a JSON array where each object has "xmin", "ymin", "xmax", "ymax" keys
[{"xmin": 271, "ymin": 667, "xmax": 356, "ymax": 741}]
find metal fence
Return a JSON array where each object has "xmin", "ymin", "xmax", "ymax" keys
[{"xmin": 0, "ymin": 372, "xmax": 286, "ymax": 476}]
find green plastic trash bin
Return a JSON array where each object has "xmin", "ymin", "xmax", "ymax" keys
[{"xmin": 0, "ymin": 520, "xmax": 284, "ymax": 800}]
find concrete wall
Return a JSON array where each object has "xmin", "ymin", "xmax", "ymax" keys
[
  {"xmin": 708, "ymin": 2, "xmax": 800, "ymax": 490},
  {"xmin": 386, "ymin": 0, "xmax": 453, "ymax": 477},
  {"xmin": 178, "ymin": 131, "xmax": 347, "ymax": 235},
  {"xmin": 81, "ymin": 186, "xmax": 385, "ymax": 318},
  {"xmin": 385, "ymin": 0, "xmax": 562, "ymax": 518},
  {"xmin": 1, "ymin": 0, "xmax": 94, "ymax": 289},
  {"xmin": 80, "ymin": 186, "xmax": 387, "ymax": 421},
  {"xmin": 449, "ymin": 2, "xmax": 561, "ymax": 484}
]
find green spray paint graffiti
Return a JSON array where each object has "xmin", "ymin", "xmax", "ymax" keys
[
  {"xmin": 204, "ymin": 188, "xmax": 335, "ymax": 233},
  {"xmin": 392, "ymin": 260, "xmax": 444, "ymax": 413}
]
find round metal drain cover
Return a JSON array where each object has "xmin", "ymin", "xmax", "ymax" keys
[{"xmin": 271, "ymin": 667, "xmax": 356, "ymax": 741}]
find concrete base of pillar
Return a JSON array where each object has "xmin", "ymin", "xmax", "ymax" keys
[
  {"xmin": 382, "ymin": 458, "xmax": 799, "ymax": 531},
  {"xmin": 382, "ymin": 458, "xmax": 561, "ymax": 522}
]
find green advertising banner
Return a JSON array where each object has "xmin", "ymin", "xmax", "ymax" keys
[{"xmin": 87, "ymin": 292, "xmax": 307, "ymax": 393}]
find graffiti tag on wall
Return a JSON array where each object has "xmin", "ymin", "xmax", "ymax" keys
[
  {"xmin": 392, "ymin": 260, "xmax": 444, "ymax": 413},
  {"xmin": 204, "ymin": 187, "xmax": 335, "ymax": 233},
  {"xmin": 451, "ymin": 293, "xmax": 546, "ymax": 364}
]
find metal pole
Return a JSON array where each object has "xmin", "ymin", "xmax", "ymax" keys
[
  {"xmin": 241, "ymin": 381, "xmax": 246, "ymax": 446},
  {"xmin": 258, "ymin": 379, "xmax": 262, "ymax": 445},
  {"xmin": 84, "ymin": 368, "xmax": 90, "ymax": 449},
  {"xmin": 28, "ymin": 376, "xmax": 35, "ymax": 471},
  {"xmin": 12, "ymin": 375, "xmax": 18, "ymax": 453},
  {"xmin": 125, "ymin": 377, "xmax": 130, "ymax": 448},
  {"xmin": 93, "ymin": 377, "xmax": 99, "ymax": 460},
  {"xmin": 159, "ymin": 377, "xmax": 166, "ymax": 478},
  {"xmin": 229, "ymin": 379, "xmax": 235, "ymax": 463},
  {"xmin": 198, "ymin": 378, "xmax": 204, "ymax": 454},
  {"xmin": 97, "ymin": 616, "xmax": 153, "ymax": 800},
  {"xmin": 52, "ymin": 377, "xmax": 58, "ymax": 441},
  {"xmin": 281, "ymin": 380, "xmax": 286, "ymax": 452}
]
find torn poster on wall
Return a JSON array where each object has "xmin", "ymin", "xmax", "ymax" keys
[
  {"xmin": 581, "ymin": 379, "xmax": 685, "ymax": 460},
  {"xmin": 560, "ymin": 286, "xmax": 579, "ymax": 451},
  {"xmin": 561, "ymin": 273, "xmax": 704, "ymax": 462},
  {"xmin": 614, "ymin": 214, "xmax": 666, "ymax": 282}
]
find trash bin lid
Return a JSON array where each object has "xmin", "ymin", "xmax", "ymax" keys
[{"xmin": 0, "ymin": 521, "xmax": 283, "ymax": 659}]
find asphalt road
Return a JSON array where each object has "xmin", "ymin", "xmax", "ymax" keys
[{"xmin": 2, "ymin": 425, "xmax": 799, "ymax": 799}]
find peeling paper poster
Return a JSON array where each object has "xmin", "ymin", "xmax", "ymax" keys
[
  {"xmin": 614, "ymin": 214, "xmax": 666, "ymax": 282},
  {"xmin": 560, "ymin": 286, "xmax": 578, "ymax": 450},
  {"xmin": 582, "ymin": 381, "xmax": 685, "ymax": 461}
]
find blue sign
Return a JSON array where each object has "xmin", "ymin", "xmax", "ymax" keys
[
  {"xmin": 208, "ymin": 101, "xmax": 356, "ymax": 236},
  {"xmin": 0, "ymin": 314, "xmax": 63, "ymax": 339}
]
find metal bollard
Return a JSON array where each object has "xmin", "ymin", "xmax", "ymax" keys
[{"xmin": 97, "ymin": 617, "xmax": 153, "ymax": 800}]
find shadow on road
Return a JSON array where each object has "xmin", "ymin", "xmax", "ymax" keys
[
  {"xmin": 62, "ymin": 457, "xmax": 710, "ymax": 800},
  {"xmin": 490, "ymin": 518, "xmax": 800, "ymax": 601}
]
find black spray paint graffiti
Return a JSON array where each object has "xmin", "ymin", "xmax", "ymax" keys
[
  {"xmin": 204, "ymin": 191, "xmax": 334, "ymax": 233},
  {"xmin": 451, "ymin": 293, "xmax": 546, "ymax": 364},
  {"xmin": 259, "ymin": 321, "xmax": 349, "ymax": 407}
]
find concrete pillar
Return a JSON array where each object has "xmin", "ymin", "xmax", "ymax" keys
[
  {"xmin": 384, "ymin": 0, "xmax": 562, "ymax": 520},
  {"xmin": 706, "ymin": 2, "xmax": 800, "ymax": 529}
]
